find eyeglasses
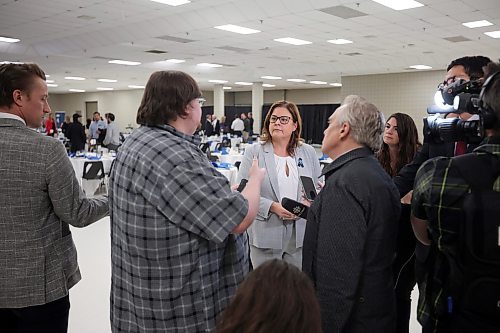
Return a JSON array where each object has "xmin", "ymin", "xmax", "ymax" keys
[
  {"xmin": 197, "ymin": 97, "xmax": 206, "ymax": 107},
  {"xmin": 269, "ymin": 115, "xmax": 291, "ymax": 125}
]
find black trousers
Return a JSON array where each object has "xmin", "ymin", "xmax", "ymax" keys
[{"xmin": 0, "ymin": 295, "xmax": 70, "ymax": 333}]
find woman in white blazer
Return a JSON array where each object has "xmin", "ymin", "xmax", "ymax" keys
[{"xmin": 237, "ymin": 101, "xmax": 322, "ymax": 269}]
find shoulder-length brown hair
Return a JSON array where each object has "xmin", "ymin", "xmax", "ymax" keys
[
  {"xmin": 260, "ymin": 100, "xmax": 303, "ymax": 156},
  {"xmin": 136, "ymin": 70, "xmax": 201, "ymax": 126},
  {"xmin": 377, "ymin": 112, "xmax": 421, "ymax": 177},
  {"xmin": 216, "ymin": 259, "xmax": 322, "ymax": 333}
]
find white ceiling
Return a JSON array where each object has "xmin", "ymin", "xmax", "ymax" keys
[{"xmin": 1, "ymin": 0, "xmax": 499, "ymax": 93}]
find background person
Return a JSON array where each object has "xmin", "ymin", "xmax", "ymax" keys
[
  {"xmin": 0, "ymin": 63, "xmax": 108, "ymax": 333},
  {"xmin": 103, "ymin": 112, "xmax": 120, "ymax": 151},
  {"xmin": 376, "ymin": 112, "xmax": 421, "ymax": 333},
  {"xmin": 303, "ymin": 95, "xmax": 401, "ymax": 333},
  {"xmin": 237, "ymin": 100, "xmax": 321, "ymax": 269},
  {"xmin": 45, "ymin": 113, "xmax": 57, "ymax": 136},
  {"xmin": 109, "ymin": 70, "xmax": 265, "ymax": 332},
  {"xmin": 65, "ymin": 113, "xmax": 87, "ymax": 153},
  {"xmin": 216, "ymin": 259, "xmax": 322, "ymax": 333}
]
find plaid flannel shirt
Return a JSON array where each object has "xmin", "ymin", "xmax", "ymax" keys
[
  {"xmin": 412, "ymin": 139, "xmax": 500, "ymax": 331},
  {"xmin": 110, "ymin": 125, "xmax": 249, "ymax": 332}
]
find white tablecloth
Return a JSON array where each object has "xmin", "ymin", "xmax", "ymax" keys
[
  {"xmin": 216, "ymin": 166, "xmax": 238, "ymax": 185},
  {"xmin": 212, "ymin": 153, "xmax": 244, "ymax": 165},
  {"xmin": 69, "ymin": 156, "xmax": 115, "ymax": 195}
]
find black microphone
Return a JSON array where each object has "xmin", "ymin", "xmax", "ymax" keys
[{"xmin": 236, "ymin": 179, "xmax": 248, "ymax": 192}]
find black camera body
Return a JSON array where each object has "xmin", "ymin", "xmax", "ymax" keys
[{"xmin": 424, "ymin": 78, "xmax": 487, "ymax": 144}]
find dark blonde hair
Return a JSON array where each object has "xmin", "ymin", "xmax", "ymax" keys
[
  {"xmin": 216, "ymin": 260, "xmax": 322, "ymax": 333},
  {"xmin": 0, "ymin": 63, "xmax": 46, "ymax": 108},
  {"xmin": 260, "ymin": 100, "xmax": 302, "ymax": 156},
  {"xmin": 377, "ymin": 112, "xmax": 421, "ymax": 177}
]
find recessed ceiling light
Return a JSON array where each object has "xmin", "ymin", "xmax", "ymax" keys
[
  {"xmin": 234, "ymin": 82, "xmax": 253, "ymax": 86},
  {"xmin": 64, "ymin": 76, "xmax": 86, "ymax": 81},
  {"xmin": 223, "ymin": 86, "xmax": 232, "ymax": 90},
  {"xmin": 108, "ymin": 59, "xmax": 141, "ymax": 66},
  {"xmin": 462, "ymin": 20, "xmax": 493, "ymax": 28},
  {"xmin": 274, "ymin": 37, "xmax": 312, "ymax": 46},
  {"xmin": 208, "ymin": 79, "xmax": 228, "ymax": 83},
  {"xmin": 150, "ymin": 0, "xmax": 190, "ymax": 6},
  {"xmin": 330, "ymin": 83, "xmax": 342, "ymax": 87},
  {"xmin": 214, "ymin": 24, "xmax": 261, "ymax": 35},
  {"xmin": 47, "ymin": 84, "xmax": 58, "ymax": 87},
  {"xmin": 287, "ymin": 78, "xmax": 306, "ymax": 82},
  {"xmin": 484, "ymin": 31, "xmax": 500, "ymax": 38},
  {"xmin": 69, "ymin": 89, "xmax": 85, "ymax": 92},
  {"xmin": 165, "ymin": 58, "xmax": 186, "ymax": 63},
  {"xmin": 128, "ymin": 85, "xmax": 145, "ymax": 89},
  {"xmin": 261, "ymin": 76, "xmax": 282, "ymax": 80},
  {"xmin": 310, "ymin": 81, "xmax": 327, "ymax": 85},
  {"xmin": 0, "ymin": 36, "xmax": 20, "ymax": 43},
  {"xmin": 262, "ymin": 84, "xmax": 276, "ymax": 88},
  {"xmin": 197, "ymin": 63, "xmax": 223, "ymax": 68},
  {"xmin": 45, "ymin": 80, "xmax": 54, "ymax": 83},
  {"xmin": 371, "ymin": 0, "xmax": 424, "ymax": 10},
  {"xmin": 409, "ymin": 65, "xmax": 432, "ymax": 70},
  {"xmin": 96, "ymin": 87, "xmax": 114, "ymax": 91},
  {"xmin": 327, "ymin": 39, "xmax": 353, "ymax": 44},
  {"xmin": 98, "ymin": 78, "xmax": 118, "ymax": 83}
]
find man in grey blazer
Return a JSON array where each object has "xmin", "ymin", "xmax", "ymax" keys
[{"xmin": 0, "ymin": 63, "xmax": 108, "ymax": 332}]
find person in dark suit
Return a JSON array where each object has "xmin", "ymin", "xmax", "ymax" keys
[
  {"xmin": 65, "ymin": 113, "xmax": 87, "ymax": 153},
  {"xmin": 204, "ymin": 114, "xmax": 214, "ymax": 136},
  {"xmin": 302, "ymin": 95, "xmax": 401, "ymax": 333},
  {"xmin": 0, "ymin": 63, "xmax": 108, "ymax": 333}
]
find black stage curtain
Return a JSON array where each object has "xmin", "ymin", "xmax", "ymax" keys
[{"xmin": 262, "ymin": 103, "xmax": 340, "ymax": 144}]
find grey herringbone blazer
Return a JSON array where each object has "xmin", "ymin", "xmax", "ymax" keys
[{"xmin": 0, "ymin": 118, "xmax": 108, "ymax": 308}]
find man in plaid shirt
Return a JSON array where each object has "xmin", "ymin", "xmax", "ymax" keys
[
  {"xmin": 411, "ymin": 62, "xmax": 500, "ymax": 332},
  {"xmin": 109, "ymin": 70, "xmax": 264, "ymax": 332}
]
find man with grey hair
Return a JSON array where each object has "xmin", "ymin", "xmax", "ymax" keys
[{"xmin": 302, "ymin": 95, "xmax": 401, "ymax": 333}]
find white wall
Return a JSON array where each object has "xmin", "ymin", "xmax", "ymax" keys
[{"xmin": 49, "ymin": 70, "xmax": 444, "ymax": 136}]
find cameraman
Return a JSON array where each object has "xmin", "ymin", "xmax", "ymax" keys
[
  {"xmin": 411, "ymin": 61, "xmax": 500, "ymax": 332},
  {"xmin": 393, "ymin": 55, "xmax": 491, "ymax": 333}
]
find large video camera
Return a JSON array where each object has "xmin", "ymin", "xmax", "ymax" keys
[{"xmin": 424, "ymin": 79, "xmax": 485, "ymax": 144}]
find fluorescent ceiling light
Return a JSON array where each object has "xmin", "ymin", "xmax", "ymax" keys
[
  {"xmin": 128, "ymin": 85, "xmax": 145, "ymax": 89},
  {"xmin": 310, "ymin": 81, "xmax": 327, "ymax": 85},
  {"xmin": 150, "ymin": 0, "xmax": 190, "ymax": 6},
  {"xmin": 108, "ymin": 59, "xmax": 141, "ymax": 66},
  {"xmin": 330, "ymin": 83, "xmax": 342, "ymax": 87},
  {"xmin": 98, "ymin": 78, "xmax": 117, "ymax": 83},
  {"xmin": 234, "ymin": 82, "xmax": 253, "ymax": 86},
  {"xmin": 45, "ymin": 75, "xmax": 50, "ymax": 78},
  {"xmin": 409, "ymin": 65, "xmax": 432, "ymax": 70},
  {"xmin": 208, "ymin": 79, "xmax": 228, "ymax": 83},
  {"xmin": 47, "ymin": 84, "xmax": 58, "ymax": 87},
  {"xmin": 64, "ymin": 76, "xmax": 86, "ymax": 81},
  {"xmin": 69, "ymin": 89, "xmax": 85, "ymax": 92},
  {"xmin": 223, "ymin": 86, "xmax": 232, "ymax": 90},
  {"xmin": 96, "ymin": 87, "xmax": 114, "ymax": 91},
  {"xmin": 214, "ymin": 24, "xmax": 260, "ymax": 35},
  {"xmin": 262, "ymin": 84, "xmax": 276, "ymax": 88},
  {"xmin": 197, "ymin": 63, "xmax": 223, "ymax": 68},
  {"xmin": 484, "ymin": 31, "xmax": 500, "ymax": 38},
  {"xmin": 287, "ymin": 78, "xmax": 306, "ymax": 82},
  {"xmin": 45, "ymin": 80, "xmax": 54, "ymax": 83},
  {"xmin": 327, "ymin": 39, "xmax": 353, "ymax": 44},
  {"xmin": 274, "ymin": 37, "xmax": 312, "ymax": 46},
  {"xmin": 0, "ymin": 36, "xmax": 20, "ymax": 43},
  {"xmin": 0, "ymin": 61, "xmax": 23, "ymax": 64},
  {"xmin": 371, "ymin": 0, "xmax": 424, "ymax": 10},
  {"xmin": 462, "ymin": 20, "xmax": 493, "ymax": 28},
  {"xmin": 165, "ymin": 58, "xmax": 185, "ymax": 63},
  {"xmin": 261, "ymin": 75, "xmax": 282, "ymax": 80}
]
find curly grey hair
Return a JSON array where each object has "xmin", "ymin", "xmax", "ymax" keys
[{"xmin": 335, "ymin": 95, "xmax": 385, "ymax": 151}]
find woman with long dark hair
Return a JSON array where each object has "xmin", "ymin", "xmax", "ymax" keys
[{"xmin": 377, "ymin": 112, "xmax": 421, "ymax": 333}]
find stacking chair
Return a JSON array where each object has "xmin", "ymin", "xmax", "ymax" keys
[{"xmin": 82, "ymin": 161, "xmax": 106, "ymax": 196}]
